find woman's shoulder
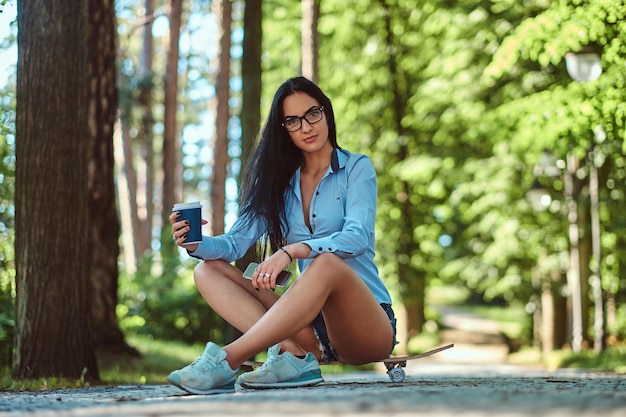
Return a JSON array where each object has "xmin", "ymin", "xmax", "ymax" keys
[
  {"xmin": 337, "ymin": 148, "xmax": 373, "ymax": 166},
  {"xmin": 336, "ymin": 149, "xmax": 374, "ymax": 174}
]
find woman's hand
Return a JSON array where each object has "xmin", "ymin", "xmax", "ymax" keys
[
  {"xmin": 251, "ymin": 243, "xmax": 310, "ymax": 290},
  {"xmin": 169, "ymin": 211, "xmax": 207, "ymax": 252}
]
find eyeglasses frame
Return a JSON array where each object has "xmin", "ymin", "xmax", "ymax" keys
[{"xmin": 281, "ymin": 106, "xmax": 325, "ymax": 132}]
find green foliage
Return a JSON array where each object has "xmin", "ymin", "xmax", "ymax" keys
[
  {"xmin": 558, "ymin": 345, "xmax": 626, "ymax": 374},
  {"xmin": 316, "ymin": 0, "xmax": 548, "ymax": 311},
  {"xmin": 117, "ymin": 251, "xmax": 233, "ymax": 345},
  {"xmin": 261, "ymin": 0, "xmax": 302, "ymax": 112},
  {"xmin": 311, "ymin": 0, "xmax": 626, "ymax": 349},
  {"xmin": 1, "ymin": 0, "xmax": 623, "ymax": 364},
  {"xmin": 482, "ymin": 0, "xmax": 626, "ymax": 338},
  {"xmin": 487, "ymin": 0, "xmax": 626, "ymax": 74},
  {"xmin": 485, "ymin": 0, "xmax": 626, "ymax": 152}
]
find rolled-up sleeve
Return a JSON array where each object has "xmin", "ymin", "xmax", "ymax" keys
[
  {"xmin": 303, "ymin": 155, "xmax": 377, "ymax": 259},
  {"xmin": 187, "ymin": 210, "xmax": 265, "ymax": 261}
]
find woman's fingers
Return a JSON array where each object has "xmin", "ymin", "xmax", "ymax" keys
[{"xmin": 252, "ymin": 267, "xmax": 276, "ymax": 290}]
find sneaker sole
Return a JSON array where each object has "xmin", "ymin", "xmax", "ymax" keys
[
  {"xmin": 239, "ymin": 376, "xmax": 324, "ymax": 390},
  {"xmin": 168, "ymin": 378, "xmax": 235, "ymax": 395}
]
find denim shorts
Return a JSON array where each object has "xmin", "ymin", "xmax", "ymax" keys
[{"xmin": 310, "ymin": 303, "xmax": 398, "ymax": 363}]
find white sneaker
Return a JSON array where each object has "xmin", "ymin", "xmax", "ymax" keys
[
  {"xmin": 167, "ymin": 342, "xmax": 239, "ymax": 395},
  {"xmin": 238, "ymin": 344, "xmax": 323, "ymax": 389}
]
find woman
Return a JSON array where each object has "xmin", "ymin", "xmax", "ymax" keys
[{"xmin": 168, "ymin": 76, "xmax": 396, "ymax": 394}]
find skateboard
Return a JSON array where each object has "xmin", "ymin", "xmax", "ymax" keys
[{"xmin": 243, "ymin": 343, "xmax": 454, "ymax": 383}]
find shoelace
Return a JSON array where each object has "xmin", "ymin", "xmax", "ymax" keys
[
  {"xmin": 259, "ymin": 349, "xmax": 282, "ymax": 371},
  {"xmin": 189, "ymin": 352, "xmax": 219, "ymax": 373}
]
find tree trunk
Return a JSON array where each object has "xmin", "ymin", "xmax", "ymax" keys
[
  {"xmin": 87, "ymin": 0, "xmax": 138, "ymax": 356},
  {"xmin": 301, "ymin": 0, "xmax": 319, "ymax": 84},
  {"xmin": 553, "ymin": 282, "xmax": 568, "ymax": 349},
  {"xmin": 14, "ymin": 0, "xmax": 99, "ymax": 380},
  {"xmin": 136, "ymin": 0, "xmax": 156, "ymax": 260},
  {"xmin": 540, "ymin": 278, "xmax": 554, "ymax": 354},
  {"xmin": 210, "ymin": 0, "xmax": 232, "ymax": 236},
  {"xmin": 578, "ymin": 189, "xmax": 591, "ymax": 348},
  {"xmin": 162, "ymin": 0, "xmax": 182, "ymax": 230},
  {"xmin": 161, "ymin": 0, "xmax": 183, "ymax": 258},
  {"xmin": 588, "ymin": 157, "xmax": 604, "ymax": 352},
  {"xmin": 565, "ymin": 153, "xmax": 583, "ymax": 352},
  {"xmin": 236, "ymin": 0, "xmax": 262, "ymax": 273},
  {"xmin": 116, "ymin": 122, "xmax": 138, "ymax": 274},
  {"xmin": 241, "ymin": 0, "xmax": 262, "ymax": 169}
]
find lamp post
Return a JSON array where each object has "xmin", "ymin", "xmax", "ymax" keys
[
  {"xmin": 564, "ymin": 46, "xmax": 604, "ymax": 353},
  {"xmin": 564, "ymin": 50, "xmax": 602, "ymax": 83}
]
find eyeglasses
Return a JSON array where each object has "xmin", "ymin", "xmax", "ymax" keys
[{"xmin": 282, "ymin": 106, "xmax": 324, "ymax": 132}]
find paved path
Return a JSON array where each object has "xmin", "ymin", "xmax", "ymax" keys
[
  {"xmin": 436, "ymin": 306, "xmax": 512, "ymax": 363},
  {"xmin": 1, "ymin": 364, "xmax": 624, "ymax": 416},
  {"xmin": 3, "ymin": 308, "xmax": 624, "ymax": 416}
]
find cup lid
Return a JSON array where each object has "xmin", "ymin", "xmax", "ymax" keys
[{"xmin": 172, "ymin": 202, "xmax": 202, "ymax": 210}]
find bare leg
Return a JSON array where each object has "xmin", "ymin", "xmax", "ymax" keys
[
  {"xmin": 222, "ymin": 253, "xmax": 394, "ymax": 369},
  {"xmin": 193, "ymin": 260, "xmax": 320, "ymax": 358}
]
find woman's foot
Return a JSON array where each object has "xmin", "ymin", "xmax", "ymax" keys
[
  {"xmin": 167, "ymin": 342, "xmax": 240, "ymax": 395},
  {"xmin": 238, "ymin": 344, "xmax": 323, "ymax": 389}
]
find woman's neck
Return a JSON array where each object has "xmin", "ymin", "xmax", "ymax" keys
[{"xmin": 301, "ymin": 145, "xmax": 334, "ymax": 175}]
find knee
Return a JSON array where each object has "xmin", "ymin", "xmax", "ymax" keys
[
  {"xmin": 311, "ymin": 252, "xmax": 346, "ymax": 269},
  {"xmin": 193, "ymin": 260, "xmax": 220, "ymax": 287},
  {"xmin": 306, "ymin": 253, "xmax": 350, "ymax": 279}
]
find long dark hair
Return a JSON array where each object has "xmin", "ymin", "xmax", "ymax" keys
[{"xmin": 239, "ymin": 76, "xmax": 339, "ymax": 256}]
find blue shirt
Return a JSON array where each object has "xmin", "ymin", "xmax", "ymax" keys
[{"xmin": 189, "ymin": 148, "xmax": 392, "ymax": 305}]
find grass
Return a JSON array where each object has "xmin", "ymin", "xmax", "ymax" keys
[
  {"xmin": 0, "ymin": 335, "xmax": 205, "ymax": 391},
  {"xmin": 1, "ymin": 334, "xmax": 369, "ymax": 391},
  {"xmin": 98, "ymin": 335, "xmax": 206, "ymax": 385},
  {"xmin": 2, "ymin": 287, "xmax": 625, "ymax": 389},
  {"xmin": 558, "ymin": 345, "xmax": 626, "ymax": 373}
]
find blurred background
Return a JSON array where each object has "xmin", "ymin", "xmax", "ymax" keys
[{"xmin": 1, "ymin": 0, "xmax": 625, "ymax": 385}]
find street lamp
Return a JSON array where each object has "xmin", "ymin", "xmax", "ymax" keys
[
  {"xmin": 565, "ymin": 46, "xmax": 604, "ymax": 353},
  {"xmin": 565, "ymin": 49, "xmax": 602, "ymax": 82}
]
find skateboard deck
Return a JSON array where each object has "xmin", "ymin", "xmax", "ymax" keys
[{"xmin": 243, "ymin": 343, "xmax": 454, "ymax": 383}]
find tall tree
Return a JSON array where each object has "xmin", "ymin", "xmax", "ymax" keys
[
  {"xmin": 116, "ymin": 2, "xmax": 157, "ymax": 273},
  {"xmin": 236, "ymin": 0, "xmax": 262, "ymax": 272},
  {"xmin": 162, "ymin": 0, "xmax": 183, "ymax": 235},
  {"xmin": 88, "ymin": 0, "xmax": 137, "ymax": 355},
  {"xmin": 301, "ymin": 0, "xmax": 319, "ymax": 83},
  {"xmin": 136, "ymin": 0, "xmax": 156, "ymax": 260},
  {"xmin": 209, "ymin": 0, "xmax": 232, "ymax": 235},
  {"xmin": 14, "ymin": 0, "xmax": 98, "ymax": 379},
  {"xmin": 241, "ymin": 0, "xmax": 262, "ymax": 168}
]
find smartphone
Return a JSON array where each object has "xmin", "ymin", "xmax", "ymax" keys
[{"xmin": 243, "ymin": 262, "xmax": 292, "ymax": 288}]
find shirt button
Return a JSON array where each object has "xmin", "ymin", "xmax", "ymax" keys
[
  {"xmin": 328, "ymin": 248, "xmax": 332, "ymax": 251},
  {"xmin": 318, "ymin": 247, "xmax": 323, "ymax": 251},
  {"xmin": 312, "ymin": 214, "xmax": 316, "ymax": 218}
]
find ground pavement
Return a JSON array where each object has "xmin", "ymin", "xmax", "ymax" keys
[
  {"xmin": 1, "ymin": 308, "xmax": 625, "ymax": 416},
  {"xmin": 1, "ymin": 364, "xmax": 624, "ymax": 417}
]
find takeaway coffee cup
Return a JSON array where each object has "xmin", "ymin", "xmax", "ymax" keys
[{"xmin": 172, "ymin": 202, "xmax": 202, "ymax": 245}]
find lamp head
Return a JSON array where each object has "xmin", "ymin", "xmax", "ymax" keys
[{"xmin": 565, "ymin": 45, "xmax": 602, "ymax": 82}]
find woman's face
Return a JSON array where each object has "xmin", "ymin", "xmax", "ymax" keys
[{"xmin": 282, "ymin": 92, "xmax": 330, "ymax": 155}]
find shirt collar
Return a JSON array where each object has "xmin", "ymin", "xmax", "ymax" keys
[
  {"xmin": 330, "ymin": 147, "xmax": 347, "ymax": 173},
  {"xmin": 291, "ymin": 148, "xmax": 347, "ymax": 188}
]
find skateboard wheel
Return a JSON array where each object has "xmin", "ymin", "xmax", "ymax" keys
[{"xmin": 388, "ymin": 367, "xmax": 406, "ymax": 383}]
